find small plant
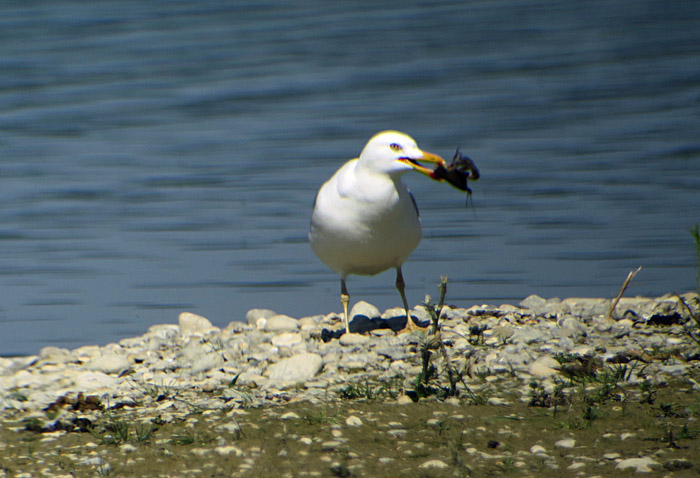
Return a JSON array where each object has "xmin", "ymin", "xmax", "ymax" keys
[
  {"xmin": 87, "ymin": 417, "xmax": 156, "ymax": 446},
  {"xmin": 528, "ymin": 380, "xmax": 569, "ymax": 416},
  {"xmin": 473, "ymin": 366, "xmax": 493, "ymax": 382},
  {"xmin": 336, "ymin": 375, "xmax": 403, "ymax": 401},
  {"xmin": 108, "ymin": 420, "xmax": 130, "ymax": 444},
  {"xmin": 330, "ymin": 461, "xmax": 351, "ymax": 478},
  {"xmin": 303, "ymin": 403, "xmax": 338, "ymax": 425},
  {"xmin": 495, "ymin": 456, "xmax": 516, "ymax": 472},
  {"xmin": 607, "ymin": 363, "xmax": 634, "ymax": 382},
  {"xmin": 639, "ymin": 377, "xmax": 656, "ymax": 405},
  {"xmin": 449, "ymin": 433, "xmax": 472, "ymax": 477},
  {"xmin": 337, "ymin": 380, "xmax": 379, "ymax": 400},
  {"xmin": 134, "ymin": 423, "xmax": 156, "ymax": 443},
  {"xmin": 95, "ymin": 461, "xmax": 112, "ymax": 477},
  {"xmin": 555, "ymin": 354, "xmax": 600, "ymax": 384},
  {"xmin": 581, "ymin": 404, "xmax": 599, "ymax": 427},
  {"xmin": 173, "ymin": 430, "xmax": 196, "ymax": 445},
  {"xmin": 676, "ymin": 224, "xmax": 700, "ymax": 348},
  {"xmin": 676, "ymin": 424, "xmax": 699, "ymax": 440},
  {"xmin": 407, "ymin": 277, "xmax": 464, "ymax": 401},
  {"xmin": 468, "ymin": 324, "xmax": 487, "ymax": 345}
]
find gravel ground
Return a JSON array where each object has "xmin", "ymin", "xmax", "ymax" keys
[{"xmin": 1, "ymin": 292, "xmax": 699, "ymax": 477}]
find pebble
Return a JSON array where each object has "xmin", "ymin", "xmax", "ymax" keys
[
  {"xmin": 339, "ymin": 333, "xmax": 370, "ymax": 346},
  {"xmin": 530, "ymin": 445, "xmax": 547, "ymax": 454},
  {"xmin": 264, "ymin": 315, "xmax": 299, "ymax": 332},
  {"xmin": 487, "ymin": 397, "xmax": 510, "ymax": 406},
  {"xmin": 85, "ymin": 353, "xmax": 130, "ymax": 375},
  {"xmin": 271, "ymin": 332, "xmax": 303, "ymax": 348},
  {"xmin": 246, "ymin": 308, "xmax": 277, "ymax": 327},
  {"xmin": 280, "ymin": 412, "xmax": 300, "ymax": 420},
  {"xmin": 350, "ymin": 301, "xmax": 380, "ymax": 319},
  {"xmin": 419, "ymin": 459, "xmax": 449, "ymax": 469},
  {"xmin": 616, "ymin": 457, "xmax": 661, "ymax": 472},
  {"xmin": 345, "ymin": 415, "xmax": 362, "ymax": 427},
  {"xmin": 528, "ymin": 356, "xmax": 560, "ymax": 377},
  {"xmin": 265, "ymin": 353, "xmax": 323, "ymax": 386},
  {"xmin": 554, "ymin": 438, "xmax": 576, "ymax": 449},
  {"xmin": 215, "ymin": 445, "xmax": 244, "ymax": 457},
  {"xmin": 190, "ymin": 352, "xmax": 224, "ymax": 375},
  {"xmin": 179, "ymin": 312, "xmax": 216, "ymax": 336},
  {"xmin": 120, "ymin": 444, "xmax": 138, "ymax": 453},
  {"xmin": 321, "ymin": 441, "xmax": 342, "ymax": 451}
]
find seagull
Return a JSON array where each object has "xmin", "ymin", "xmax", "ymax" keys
[{"xmin": 309, "ymin": 130, "xmax": 446, "ymax": 334}]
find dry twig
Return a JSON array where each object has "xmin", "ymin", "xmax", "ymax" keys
[{"xmin": 606, "ymin": 266, "xmax": 642, "ymax": 320}]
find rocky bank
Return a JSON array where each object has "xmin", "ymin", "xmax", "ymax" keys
[{"xmin": 0, "ymin": 293, "xmax": 699, "ymax": 476}]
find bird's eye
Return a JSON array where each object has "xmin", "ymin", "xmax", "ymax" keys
[{"xmin": 389, "ymin": 143, "xmax": 401, "ymax": 151}]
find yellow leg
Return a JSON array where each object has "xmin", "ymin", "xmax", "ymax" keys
[
  {"xmin": 396, "ymin": 267, "xmax": 418, "ymax": 331},
  {"xmin": 341, "ymin": 278, "xmax": 350, "ymax": 334}
]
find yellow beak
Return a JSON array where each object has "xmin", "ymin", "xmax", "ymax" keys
[{"xmin": 399, "ymin": 150, "xmax": 446, "ymax": 177}]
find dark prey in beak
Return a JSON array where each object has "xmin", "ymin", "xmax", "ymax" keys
[{"xmin": 432, "ymin": 149, "xmax": 480, "ymax": 193}]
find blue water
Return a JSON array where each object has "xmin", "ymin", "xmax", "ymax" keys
[{"xmin": 1, "ymin": 1, "xmax": 699, "ymax": 356}]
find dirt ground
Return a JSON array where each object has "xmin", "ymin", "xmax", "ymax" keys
[{"xmin": 1, "ymin": 378, "xmax": 698, "ymax": 477}]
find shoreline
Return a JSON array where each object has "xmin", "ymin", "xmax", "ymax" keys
[
  {"xmin": 1, "ymin": 293, "xmax": 698, "ymax": 476},
  {"xmin": 2, "ymin": 293, "xmax": 699, "ymax": 411}
]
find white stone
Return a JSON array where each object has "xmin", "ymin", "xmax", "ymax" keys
[
  {"xmin": 265, "ymin": 353, "xmax": 322, "ymax": 386},
  {"xmin": 179, "ymin": 312, "xmax": 216, "ymax": 336},
  {"xmin": 120, "ymin": 444, "xmax": 137, "ymax": 453},
  {"xmin": 615, "ymin": 457, "xmax": 660, "ymax": 472},
  {"xmin": 271, "ymin": 332, "xmax": 303, "ymax": 348},
  {"xmin": 280, "ymin": 412, "xmax": 300, "ymax": 420},
  {"xmin": 530, "ymin": 445, "xmax": 547, "ymax": 454},
  {"xmin": 70, "ymin": 371, "xmax": 119, "ymax": 392},
  {"xmin": 487, "ymin": 397, "xmax": 510, "ymax": 406},
  {"xmin": 217, "ymin": 423, "xmax": 242, "ymax": 434},
  {"xmin": 382, "ymin": 307, "xmax": 407, "ymax": 319},
  {"xmin": 419, "ymin": 460, "xmax": 449, "ymax": 469},
  {"xmin": 528, "ymin": 355, "xmax": 561, "ymax": 377},
  {"xmin": 345, "ymin": 415, "xmax": 362, "ymax": 427},
  {"xmin": 147, "ymin": 324, "xmax": 179, "ymax": 342},
  {"xmin": 215, "ymin": 445, "xmax": 244, "ymax": 457},
  {"xmin": 190, "ymin": 352, "xmax": 224, "ymax": 375},
  {"xmin": 264, "ymin": 315, "xmax": 299, "ymax": 332},
  {"xmin": 396, "ymin": 395, "xmax": 413, "ymax": 405},
  {"xmin": 85, "ymin": 353, "xmax": 130, "ymax": 375},
  {"xmin": 246, "ymin": 308, "xmax": 277, "ymax": 326},
  {"xmin": 322, "ymin": 440, "xmax": 342, "ymax": 451},
  {"xmin": 570, "ymin": 345, "xmax": 594, "ymax": 357},
  {"xmin": 339, "ymin": 333, "xmax": 370, "ymax": 346},
  {"xmin": 39, "ymin": 346, "xmax": 72, "ymax": 363},
  {"xmin": 554, "ymin": 438, "xmax": 576, "ymax": 449},
  {"xmin": 350, "ymin": 301, "xmax": 380, "ymax": 318}
]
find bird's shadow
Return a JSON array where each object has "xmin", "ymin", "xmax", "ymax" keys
[{"xmin": 320, "ymin": 314, "xmax": 429, "ymax": 342}]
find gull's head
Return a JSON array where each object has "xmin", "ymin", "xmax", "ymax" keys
[{"xmin": 358, "ymin": 130, "xmax": 446, "ymax": 176}]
